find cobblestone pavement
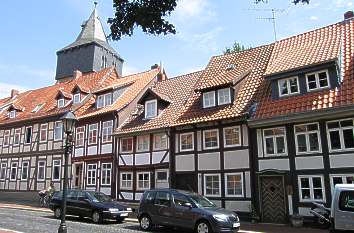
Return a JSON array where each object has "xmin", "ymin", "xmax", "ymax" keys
[{"xmin": 0, "ymin": 207, "xmax": 327, "ymax": 233}]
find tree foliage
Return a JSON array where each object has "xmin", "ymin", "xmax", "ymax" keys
[
  {"xmin": 108, "ymin": 0, "xmax": 310, "ymax": 40},
  {"xmin": 224, "ymin": 42, "xmax": 251, "ymax": 54}
]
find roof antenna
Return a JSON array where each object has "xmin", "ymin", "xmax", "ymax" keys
[{"xmin": 94, "ymin": 1, "xmax": 98, "ymax": 9}]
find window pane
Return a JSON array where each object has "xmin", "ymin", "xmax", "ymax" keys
[
  {"xmin": 347, "ymin": 176, "xmax": 354, "ymax": 184},
  {"xmin": 307, "ymin": 124, "xmax": 318, "ymax": 131},
  {"xmin": 307, "ymin": 74, "xmax": 317, "ymax": 89},
  {"xmin": 340, "ymin": 120, "xmax": 354, "ymax": 127},
  {"xmin": 318, "ymin": 72, "xmax": 328, "ymax": 87},
  {"xmin": 297, "ymin": 134, "xmax": 307, "ymax": 152},
  {"xmin": 313, "ymin": 177, "xmax": 322, "ymax": 188},
  {"xmin": 265, "ymin": 138, "xmax": 274, "ymax": 154},
  {"xmin": 279, "ymin": 79, "xmax": 288, "ymax": 95},
  {"xmin": 309, "ymin": 133, "xmax": 319, "ymax": 151},
  {"xmin": 155, "ymin": 191, "xmax": 170, "ymax": 206},
  {"xmin": 204, "ymin": 130, "xmax": 218, "ymax": 148},
  {"xmin": 276, "ymin": 136, "xmax": 285, "ymax": 154},
  {"xmin": 289, "ymin": 78, "xmax": 298, "ymax": 93},
  {"xmin": 224, "ymin": 127, "xmax": 240, "ymax": 146},
  {"xmin": 314, "ymin": 189, "xmax": 323, "ymax": 200},
  {"xmin": 328, "ymin": 121, "xmax": 340, "ymax": 129},
  {"xmin": 301, "ymin": 178, "xmax": 310, "ymax": 188},
  {"xmin": 329, "ymin": 131, "xmax": 341, "ymax": 150},
  {"xmin": 333, "ymin": 177, "xmax": 343, "ymax": 187},
  {"xmin": 226, "ymin": 174, "xmax": 242, "ymax": 196},
  {"xmin": 301, "ymin": 189, "xmax": 311, "ymax": 200},
  {"xmin": 343, "ymin": 129, "xmax": 354, "ymax": 149},
  {"xmin": 295, "ymin": 125, "xmax": 306, "ymax": 133}
]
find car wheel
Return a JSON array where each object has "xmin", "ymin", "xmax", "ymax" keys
[
  {"xmin": 92, "ymin": 211, "xmax": 102, "ymax": 224},
  {"xmin": 195, "ymin": 220, "xmax": 212, "ymax": 233},
  {"xmin": 54, "ymin": 208, "xmax": 61, "ymax": 219},
  {"xmin": 139, "ymin": 215, "xmax": 152, "ymax": 231}
]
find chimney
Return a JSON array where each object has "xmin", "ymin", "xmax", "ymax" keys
[
  {"xmin": 73, "ymin": 70, "xmax": 82, "ymax": 79},
  {"xmin": 344, "ymin": 11, "xmax": 354, "ymax": 20},
  {"xmin": 11, "ymin": 89, "xmax": 19, "ymax": 98}
]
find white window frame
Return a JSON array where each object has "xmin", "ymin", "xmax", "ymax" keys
[
  {"xmin": 21, "ymin": 161, "xmax": 29, "ymax": 181},
  {"xmin": 137, "ymin": 172, "xmax": 150, "ymax": 191},
  {"xmin": 153, "ymin": 133, "xmax": 168, "ymax": 150},
  {"xmin": 155, "ymin": 169, "xmax": 169, "ymax": 183},
  {"xmin": 278, "ymin": 76, "xmax": 300, "ymax": 97},
  {"xmin": 203, "ymin": 173, "xmax": 221, "ymax": 197},
  {"xmin": 330, "ymin": 174, "xmax": 354, "ymax": 194},
  {"xmin": 10, "ymin": 162, "xmax": 18, "ymax": 181},
  {"xmin": 54, "ymin": 121, "xmax": 63, "ymax": 141},
  {"xmin": 294, "ymin": 123, "xmax": 322, "ymax": 154},
  {"xmin": 73, "ymin": 93, "xmax": 81, "ymax": 104},
  {"xmin": 225, "ymin": 172, "xmax": 244, "ymax": 197},
  {"xmin": 52, "ymin": 160, "xmax": 61, "ymax": 181},
  {"xmin": 298, "ymin": 175, "xmax": 326, "ymax": 202},
  {"xmin": 217, "ymin": 88, "xmax": 231, "ymax": 105},
  {"xmin": 223, "ymin": 126, "xmax": 241, "ymax": 147},
  {"xmin": 75, "ymin": 126, "xmax": 85, "ymax": 147},
  {"xmin": 87, "ymin": 164, "xmax": 97, "ymax": 186},
  {"xmin": 203, "ymin": 91, "xmax": 216, "ymax": 108},
  {"xmin": 3, "ymin": 130, "xmax": 10, "ymax": 147},
  {"xmin": 13, "ymin": 128, "xmax": 21, "ymax": 145},
  {"xmin": 120, "ymin": 137, "xmax": 133, "ymax": 153},
  {"xmin": 32, "ymin": 104, "xmax": 44, "ymax": 113},
  {"xmin": 101, "ymin": 163, "xmax": 112, "ymax": 186},
  {"xmin": 327, "ymin": 118, "xmax": 354, "ymax": 152},
  {"xmin": 0, "ymin": 163, "xmax": 7, "ymax": 180},
  {"xmin": 102, "ymin": 121, "xmax": 113, "ymax": 143},
  {"xmin": 263, "ymin": 127, "xmax": 288, "ymax": 157},
  {"xmin": 96, "ymin": 93, "xmax": 112, "ymax": 108},
  {"xmin": 88, "ymin": 123, "xmax": 98, "ymax": 145},
  {"xmin": 120, "ymin": 172, "xmax": 133, "ymax": 189},
  {"xmin": 305, "ymin": 69, "xmax": 330, "ymax": 92},
  {"xmin": 25, "ymin": 126, "xmax": 32, "ymax": 144},
  {"xmin": 180, "ymin": 132, "xmax": 194, "ymax": 152},
  {"xmin": 137, "ymin": 135, "xmax": 150, "ymax": 152},
  {"xmin": 9, "ymin": 110, "xmax": 16, "ymax": 119},
  {"xmin": 57, "ymin": 98, "xmax": 65, "ymax": 108},
  {"xmin": 145, "ymin": 99, "xmax": 157, "ymax": 119},
  {"xmin": 39, "ymin": 124, "xmax": 48, "ymax": 142},
  {"xmin": 37, "ymin": 161, "xmax": 46, "ymax": 182},
  {"xmin": 203, "ymin": 129, "xmax": 219, "ymax": 149}
]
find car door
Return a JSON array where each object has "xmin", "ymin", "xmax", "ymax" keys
[
  {"xmin": 336, "ymin": 190, "xmax": 354, "ymax": 230},
  {"xmin": 75, "ymin": 191, "xmax": 92, "ymax": 217},
  {"xmin": 172, "ymin": 193, "xmax": 195, "ymax": 229},
  {"xmin": 153, "ymin": 191, "xmax": 174, "ymax": 226},
  {"xmin": 65, "ymin": 190, "xmax": 78, "ymax": 215}
]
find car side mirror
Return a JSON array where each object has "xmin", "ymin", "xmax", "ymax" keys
[{"xmin": 182, "ymin": 202, "xmax": 193, "ymax": 209}]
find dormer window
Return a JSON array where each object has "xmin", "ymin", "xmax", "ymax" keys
[
  {"xmin": 57, "ymin": 98, "xmax": 65, "ymax": 108},
  {"xmin": 278, "ymin": 76, "xmax": 299, "ymax": 96},
  {"xmin": 97, "ymin": 93, "xmax": 112, "ymax": 108},
  {"xmin": 8, "ymin": 110, "xmax": 16, "ymax": 118},
  {"xmin": 218, "ymin": 88, "xmax": 231, "ymax": 105},
  {"xmin": 73, "ymin": 93, "xmax": 81, "ymax": 104},
  {"xmin": 203, "ymin": 91, "xmax": 215, "ymax": 108},
  {"xmin": 32, "ymin": 104, "xmax": 44, "ymax": 113},
  {"xmin": 145, "ymin": 99, "xmax": 157, "ymax": 119},
  {"xmin": 306, "ymin": 70, "xmax": 329, "ymax": 91}
]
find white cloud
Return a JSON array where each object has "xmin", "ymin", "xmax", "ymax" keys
[
  {"xmin": 122, "ymin": 64, "xmax": 140, "ymax": 76},
  {"xmin": 310, "ymin": 16, "xmax": 319, "ymax": 20},
  {"xmin": 0, "ymin": 82, "xmax": 28, "ymax": 99},
  {"xmin": 173, "ymin": 0, "xmax": 216, "ymax": 25}
]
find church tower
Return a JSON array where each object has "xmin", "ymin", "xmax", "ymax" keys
[{"xmin": 55, "ymin": 6, "xmax": 123, "ymax": 81}]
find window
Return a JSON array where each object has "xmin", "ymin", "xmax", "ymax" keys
[
  {"xmin": 173, "ymin": 193, "xmax": 190, "ymax": 207},
  {"xmin": 88, "ymin": 124, "xmax": 98, "ymax": 145},
  {"xmin": 39, "ymin": 124, "xmax": 48, "ymax": 142},
  {"xmin": 8, "ymin": 110, "xmax": 16, "ymax": 119},
  {"xmin": 21, "ymin": 161, "xmax": 29, "ymax": 180},
  {"xmin": 204, "ymin": 174, "xmax": 221, "ymax": 197},
  {"xmin": 10, "ymin": 162, "xmax": 18, "ymax": 181},
  {"xmin": 137, "ymin": 135, "xmax": 150, "ymax": 152},
  {"xmin": 298, "ymin": 175, "xmax": 325, "ymax": 202},
  {"xmin": 278, "ymin": 77, "xmax": 299, "ymax": 96},
  {"xmin": 224, "ymin": 126, "xmax": 241, "ymax": 147},
  {"xmin": 203, "ymin": 91, "xmax": 215, "ymax": 108},
  {"xmin": 0, "ymin": 163, "xmax": 6, "ymax": 180},
  {"xmin": 87, "ymin": 164, "xmax": 97, "ymax": 186},
  {"xmin": 225, "ymin": 173, "xmax": 243, "ymax": 197},
  {"xmin": 75, "ymin": 126, "xmax": 85, "ymax": 147},
  {"xmin": 156, "ymin": 170, "xmax": 168, "ymax": 183},
  {"xmin": 102, "ymin": 121, "xmax": 113, "ymax": 143},
  {"xmin": 203, "ymin": 129, "xmax": 219, "ymax": 149},
  {"xmin": 137, "ymin": 172, "xmax": 150, "ymax": 190},
  {"xmin": 294, "ymin": 123, "xmax": 321, "ymax": 154},
  {"xmin": 120, "ymin": 172, "xmax": 133, "ymax": 189},
  {"xmin": 331, "ymin": 175, "xmax": 354, "ymax": 193},
  {"xmin": 180, "ymin": 133, "xmax": 194, "ymax": 152},
  {"xmin": 154, "ymin": 191, "xmax": 171, "ymax": 206},
  {"xmin": 37, "ymin": 161, "xmax": 46, "ymax": 181},
  {"xmin": 339, "ymin": 191, "xmax": 354, "ymax": 212},
  {"xmin": 120, "ymin": 137, "xmax": 133, "ymax": 153},
  {"xmin": 57, "ymin": 98, "xmax": 65, "ymax": 108},
  {"xmin": 25, "ymin": 127, "xmax": 32, "ymax": 144},
  {"xmin": 73, "ymin": 93, "xmax": 81, "ymax": 104},
  {"xmin": 145, "ymin": 99, "xmax": 157, "ymax": 119},
  {"xmin": 97, "ymin": 93, "xmax": 112, "ymax": 108},
  {"xmin": 263, "ymin": 127, "xmax": 287, "ymax": 156},
  {"xmin": 306, "ymin": 70, "xmax": 330, "ymax": 91},
  {"xmin": 52, "ymin": 160, "xmax": 61, "ymax": 181},
  {"xmin": 218, "ymin": 88, "xmax": 231, "ymax": 105},
  {"xmin": 101, "ymin": 163, "xmax": 112, "ymax": 185},
  {"xmin": 153, "ymin": 133, "xmax": 167, "ymax": 150},
  {"xmin": 32, "ymin": 104, "xmax": 44, "ymax": 113},
  {"xmin": 13, "ymin": 128, "xmax": 21, "ymax": 145},
  {"xmin": 54, "ymin": 122, "xmax": 63, "ymax": 141},
  {"xmin": 3, "ymin": 130, "xmax": 10, "ymax": 146},
  {"xmin": 327, "ymin": 119, "xmax": 354, "ymax": 151}
]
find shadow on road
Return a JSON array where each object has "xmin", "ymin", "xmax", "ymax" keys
[{"xmin": 41, "ymin": 215, "xmax": 121, "ymax": 225}]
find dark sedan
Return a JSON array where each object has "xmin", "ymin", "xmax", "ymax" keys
[{"xmin": 49, "ymin": 189, "xmax": 132, "ymax": 224}]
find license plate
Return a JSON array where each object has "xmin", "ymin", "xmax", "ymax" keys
[
  {"xmin": 233, "ymin": 222, "xmax": 240, "ymax": 228},
  {"xmin": 120, "ymin": 213, "xmax": 128, "ymax": 217}
]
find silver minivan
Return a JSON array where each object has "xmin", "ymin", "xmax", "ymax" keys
[{"xmin": 331, "ymin": 184, "xmax": 354, "ymax": 232}]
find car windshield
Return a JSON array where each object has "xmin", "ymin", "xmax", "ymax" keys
[
  {"xmin": 189, "ymin": 194, "xmax": 216, "ymax": 208},
  {"xmin": 87, "ymin": 192, "xmax": 112, "ymax": 203}
]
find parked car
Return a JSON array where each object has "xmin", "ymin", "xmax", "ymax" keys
[
  {"xmin": 138, "ymin": 189, "xmax": 240, "ymax": 233},
  {"xmin": 49, "ymin": 189, "xmax": 132, "ymax": 224}
]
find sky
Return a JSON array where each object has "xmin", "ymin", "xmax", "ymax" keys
[{"xmin": 0, "ymin": 0, "xmax": 353, "ymax": 98}]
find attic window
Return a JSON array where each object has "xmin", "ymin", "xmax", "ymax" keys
[
  {"xmin": 97, "ymin": 93, "xmax": 112, "ymax": 109},
  {"xmin": 203, "ymin": 91, "xmax": 216, "ymax": 108},
  {"xmin": 306, "ymin": 70, "xmax": 330, "ymax": 91},
  {"xmin": 73, "ymin": 93, "xmax": 81, "ymax": 104},
  {"xmin": 145, "ymin": 99, "xmax": 157, "ymax": 119},
  {"xmin": 57, "ymin": 98, "xmax": 65, "ymax": 108},
  {"xmin": 32, "ymin": 104, "xmax": 44, "ymax": 113},
  {"xmin": 278, "ymin": 77, "xmax": 299, "ymax": 97},
  {"xmin": 8, "ymin": 110, "xmax": 16, "ymax": 119},
  {"xmin": 226, "ymin": 64, "xmax": 236, "ymax": 71}
]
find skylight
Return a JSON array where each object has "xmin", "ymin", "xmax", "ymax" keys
[{"xmin": 32, "ymin": 104, "xmax": 44, "ymax": 113}]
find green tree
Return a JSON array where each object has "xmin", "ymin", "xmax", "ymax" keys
[
  {"xmin": 108, "ymin": 0, "xmax": 310, "ymax": 40},
  {"xmin": 224, "ymin": 42, "xmax": 251, "ymax": 54}
]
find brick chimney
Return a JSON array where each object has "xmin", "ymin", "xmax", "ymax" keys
[
  {"xmin": 344, "ymin": 11, "xmax": 354, "ymax": 20},
  {"xmin": 11, "ymin": 89, "xmax": 19, "ymax": 98},
  {"xmin": 73, "ymin": 70, "xmax": 82, "ymax": 79}
]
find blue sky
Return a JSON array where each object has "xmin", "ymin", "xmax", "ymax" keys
[{"xmin": 0, "ymin": 0, "xmax": 352, "ymax": 98}]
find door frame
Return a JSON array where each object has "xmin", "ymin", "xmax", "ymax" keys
[{"xmin": 73, "ymin": 162, "xmax": 84, "ymax": 189}]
